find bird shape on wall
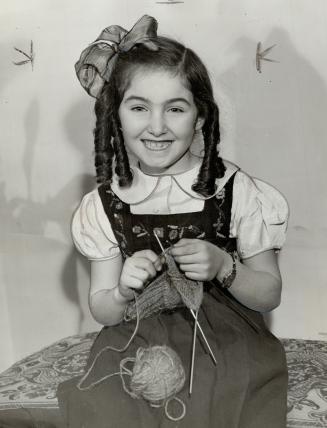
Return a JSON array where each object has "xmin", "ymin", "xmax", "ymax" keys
[
  {"xmin": 13, "ymin": 40, "xmax": 35, "ymax": 70},
  {"xmin": 256, "ymin": 42, "xmax": 278, "ymax": 73}
]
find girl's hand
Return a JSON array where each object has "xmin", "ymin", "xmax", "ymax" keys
[
  {"xmin": 170, "ymin": 238, "xmax": 229, "ymax": 281},
  {"xmin": 118, "ymin": 250, "xmax": 164, "ymax": 300}
]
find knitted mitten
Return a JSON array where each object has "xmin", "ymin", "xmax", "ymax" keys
[
  {"xmin": 124, "ymin": 255, "xmax": 203, "ymax": 321},
  {"xmin": 166, "ymin": 255, "xmax": 203, "ymax": 312}
]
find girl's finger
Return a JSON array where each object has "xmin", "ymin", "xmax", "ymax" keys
[
  {"xmin": 170, "ymin": 243, "xmax": 198, "ymax": 257},
  {"xmin": 133, "ymin": 258, "xmax": 157, "ymax": 278},
  {"xmin": 179, "ymin": 263, "xmax": 203, "ymax": 273},
  {"xmin": 127, "ymin": 265, "xmax": 151, "ymax": 282},
  {"xmin": 173, "ymin": 254, "xmax": 199, "ymax": 264},
  {"xmin": 153, "ymin": 256, "xmax": 165, "ymax": 271},
  {"xmin": 134, "ymin": 249, "xmax": 159, "ymax": 264},
  {"xmin": 184, "ymin": 271, "xmax": 204, "ymax": 281},
  {"xmin": 173, "ymin": 238, "xmax": 196, "ymax": 247},
  {"xmin": 134, "ymin": 250, "xmax": 164, "ymax": 272},
  {"xmin": 122, "ymin": 275, "xmax": 144, "ymax": 290}
]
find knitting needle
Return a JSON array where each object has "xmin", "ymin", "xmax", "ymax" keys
[
  {"xmin": 153, "ymin": 232, "xmax": 215, "ymax": 386},
  {"xmin": 190, "ymin": 309, "xmax": 217, "ymax": 365},
  {"xmin": 189, "ymin": 308, "xmax": 198, "ymax": 395},
  {"xmin": 153, "ymin": 230, "xmax": 168, "ymax": 260},
  {"xmin": 153, "ymin": 231, "xmax": 217, "ymax": 363}
]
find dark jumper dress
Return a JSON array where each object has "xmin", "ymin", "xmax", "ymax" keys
[{"xmin": 57, "ymin": 173, "xmax": 288, "ymax": 428}]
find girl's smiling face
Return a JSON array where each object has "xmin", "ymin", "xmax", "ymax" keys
[{"xmin": 118, "ymin": 68, "xmax": 204, "ymax": 175}]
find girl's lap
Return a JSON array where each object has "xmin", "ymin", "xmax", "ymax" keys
[{"xmin": 57, "ymin": 295, "xmax": 287, "ymax": 428}]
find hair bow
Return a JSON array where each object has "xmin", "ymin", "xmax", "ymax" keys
[{"xmin": 75, "ymin": 15, "xmax": 158, "ymax": 98}]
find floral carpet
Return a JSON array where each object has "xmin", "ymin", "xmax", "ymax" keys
[
  {"xmin": 285, "ymin": 339, "xmax": 327, "ymax": 427},
  {"xmin": 0, "ymin": 334, "xmax": 326, "ymax": 427}
]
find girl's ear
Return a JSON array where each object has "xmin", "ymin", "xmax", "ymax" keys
[{"xmin": 195, "ymin": 116, "xmax": 205, "ymax": 131}]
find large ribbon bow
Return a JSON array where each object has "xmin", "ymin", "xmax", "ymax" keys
[{"xmin": 75, "ymin": 15, "xmax": 158, "ymax": 98}]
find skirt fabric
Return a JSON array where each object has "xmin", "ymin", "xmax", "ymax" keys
[{"xmin": 57, "ymin": 286, "xmax": 288, "ymax": 428}]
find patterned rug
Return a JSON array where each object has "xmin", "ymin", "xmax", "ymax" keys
[
  {"xmin": 285, "ymin": 339, "xmax": 327, "ymax": 427},
  {"xmin": 0, "ymin": 334, "xmax": 326, "ymax": 427}
]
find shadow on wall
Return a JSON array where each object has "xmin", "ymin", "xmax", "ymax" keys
[
  {"xmin": 62, "ymin": 99, "xmax": 97, "ymax": 331},
  {"xmin": 218, "ymin": 28, "xmax": 327, "ymax": 330},
  {"xmin": 0, "ymin": 97, "xmax": 96, "ymax": 336},
  {"xmin": 219, "ymin": 27, "xmax": 327, "ymax": 217},
  {"xmin": 0, "ymin": 41, "xmax": 23, "ymax": 98}
]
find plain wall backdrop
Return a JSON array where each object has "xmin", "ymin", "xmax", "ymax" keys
[{"xmin": 1, "ymin": 0, "xmax": 326, "ymax": 372}]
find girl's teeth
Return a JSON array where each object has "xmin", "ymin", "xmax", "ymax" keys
[{"xmin": 143, "ymin": 140, "xmax": 171, "ymax": 151}]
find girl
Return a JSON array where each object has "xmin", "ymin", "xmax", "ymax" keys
[{"xmin": 57, "ymin": 15, "xmax": 289, "ymax": 428}]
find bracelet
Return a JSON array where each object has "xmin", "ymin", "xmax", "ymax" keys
[{"xmin": 220, "ymin": 253, "xmax": 237, "ymax": 289}]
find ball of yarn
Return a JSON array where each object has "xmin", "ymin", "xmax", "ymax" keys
[{"xmin": 129, "ymin": 345, "xmax": 185, "ymax": 405}]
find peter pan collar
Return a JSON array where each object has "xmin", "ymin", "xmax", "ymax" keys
[{"xmin": 110, "ymin": 158, "xmax": 240, "ymax": 205}]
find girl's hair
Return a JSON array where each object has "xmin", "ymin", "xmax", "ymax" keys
[{"xmin": 94, "ymin": 36, "xmax": 226, "ymax": 197}]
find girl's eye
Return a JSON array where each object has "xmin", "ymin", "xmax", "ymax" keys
[
  {"xmin": 168, "ymin": 107, "xmax": 184, "ymax": 113},
  {"xmin": 131, "ymin": 106, "xmax": 147, "ymax": 112}
]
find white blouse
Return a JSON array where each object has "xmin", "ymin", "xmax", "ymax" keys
[{"xmin": 71, "ymin": 160, "xmax": 289, "ymax": 261}]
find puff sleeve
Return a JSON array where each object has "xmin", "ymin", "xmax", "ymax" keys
[
  {"xmin": 230, "ymin": 171, "xmax": 289, "ymax": 259},
  {"xmin": 71, "ymin": 189, "xmax": 121, "ymax": 261}
]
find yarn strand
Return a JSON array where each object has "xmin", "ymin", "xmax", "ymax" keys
[
  {"xmin": 77, "ymin": 290, "xmax": 140, "ymax": 391},
  {"xmin": 76, "ymin": 288, "xmax": 187, "ymax": 421},
  {"xmin": 165, "ymin": 396, "xmax": 187, "ymax": 422}
]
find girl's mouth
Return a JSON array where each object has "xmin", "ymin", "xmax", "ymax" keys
[{"xmin": 142, "ymin": 139, "xmax": 173, "ymax": 151}]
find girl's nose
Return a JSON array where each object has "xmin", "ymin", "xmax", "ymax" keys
[{"xmin": 148, "ymin": 112, "xmax": 167, "ymax": 136}]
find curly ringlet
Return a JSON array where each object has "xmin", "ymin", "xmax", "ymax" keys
[{"xmin": 94, "ymin": 35, "xmax": 226, "ymax": 197}]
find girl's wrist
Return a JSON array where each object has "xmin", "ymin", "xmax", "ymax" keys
[
  {"xmin": 216, "ymin": 252, "xmax": 236, "ymax": 284},
  {"xmin": 113, "ymin": 286, "xmax": 133, "ymax": 305}
]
